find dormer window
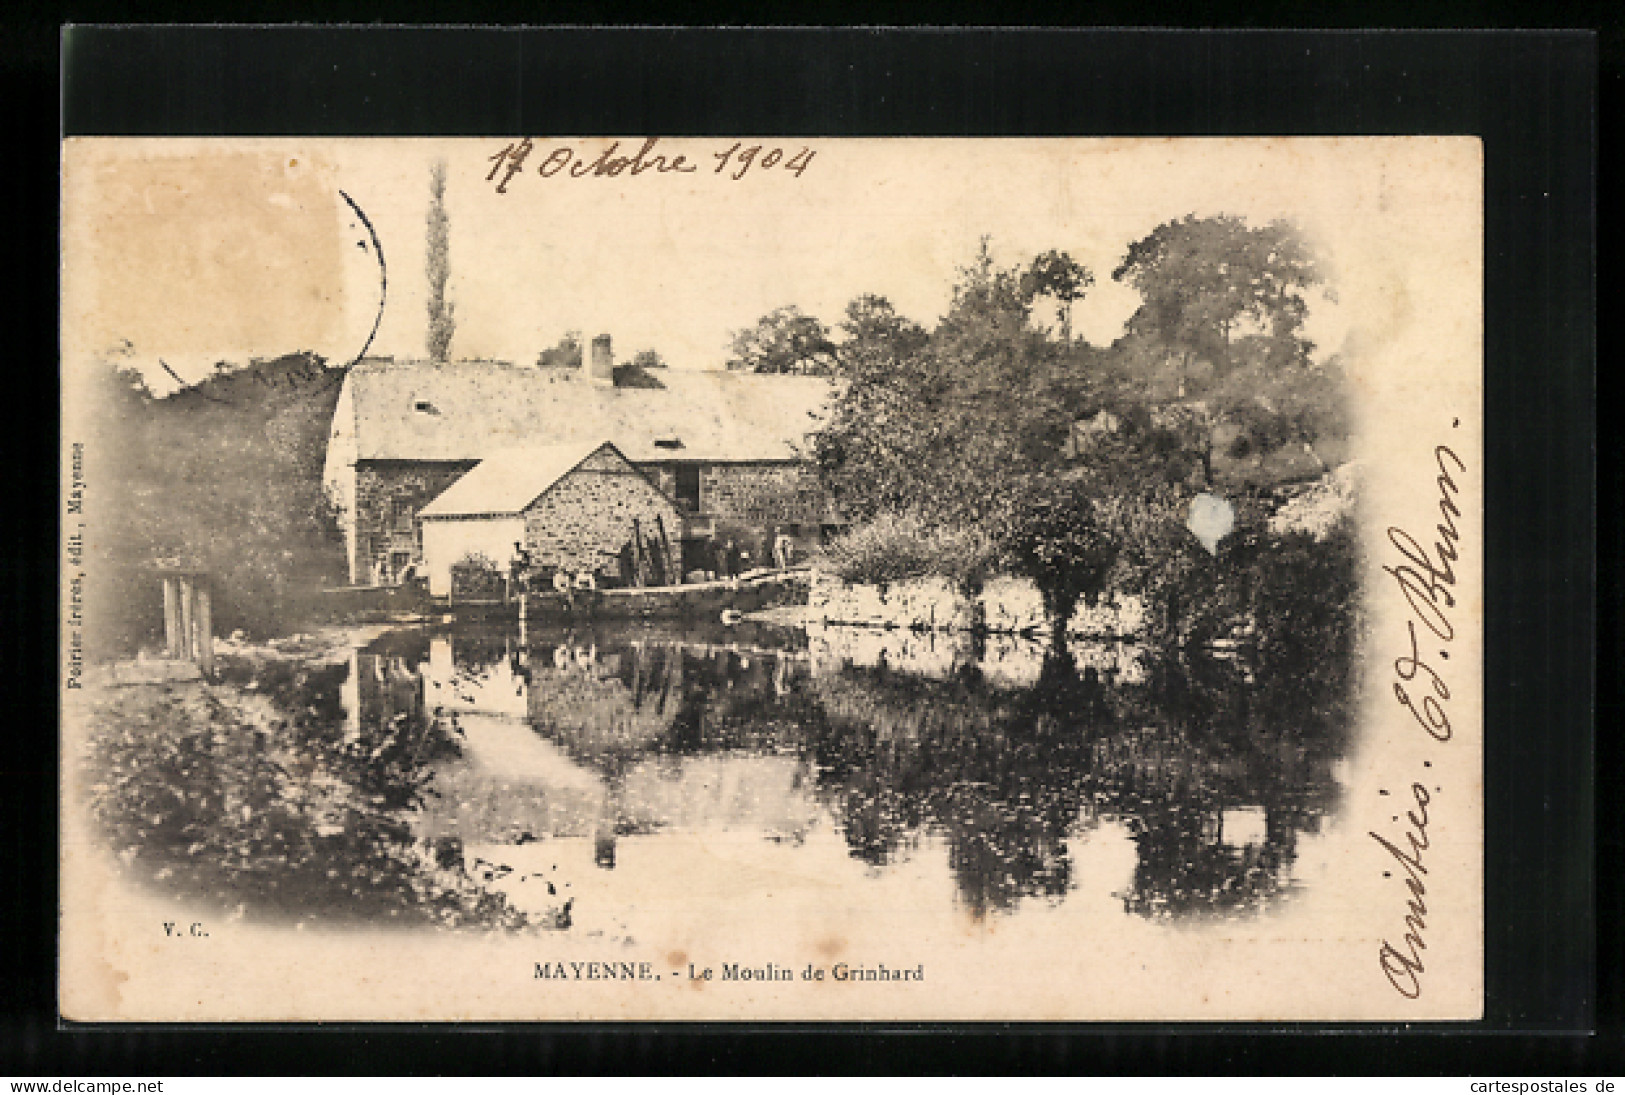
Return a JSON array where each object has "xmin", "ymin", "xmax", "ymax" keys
[
  {"xmin": 412, "ymin": 399, "xmax": 438, "ymax": 414},
  {"xmin": 653, "ymin": 437, "xmax": 683, "ymax": 450}
]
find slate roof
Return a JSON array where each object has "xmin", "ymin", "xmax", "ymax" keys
[
  {"xmin": 417, "ymin": 441, "xmax": 616, "ymax": 519},
  {"xmin": 344, "ymin": 358, "xmax": 836, "ymax": 464}
]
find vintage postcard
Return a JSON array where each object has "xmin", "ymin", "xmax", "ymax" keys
[{"xmin": 60, "ymin": 137, "xmax": 1482, "ymax": 1021}]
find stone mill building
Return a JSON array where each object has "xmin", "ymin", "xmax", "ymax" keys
[{"xmin": 322, "ymin": 336, "xmax": 840, "ymax": 591}]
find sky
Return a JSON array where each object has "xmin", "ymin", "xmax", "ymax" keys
[{"xmin": 60, "ymin": 137, "xmax": 1475, "ymax": 395}]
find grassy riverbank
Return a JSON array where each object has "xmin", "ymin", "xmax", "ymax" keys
[{"xmin": 77, "ymin": 647, "xmax": 550, "ymax": 931}]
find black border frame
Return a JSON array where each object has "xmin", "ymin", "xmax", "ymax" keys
[{"xmin": 14, "ymin": 24, "xmax": 1602, "ymax": 1073}]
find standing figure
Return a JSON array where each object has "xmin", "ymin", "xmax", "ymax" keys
[{"xmin": 508, "ymin": 541, "xmax": 532, "ymax": 594}]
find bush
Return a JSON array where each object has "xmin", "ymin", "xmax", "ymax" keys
[
  {"xmin": 84, "ymin": 661, "xmax": 528, "ymax": 930},
  {"xmin": 818, "ymin": 513, "xmax": 996, "ymax": 592},
  {"xmin": 996, "ymin": 475, "xmax": 1119, "ymax": 627},
  {"xmin": 450, "ymin": 553, "xmax": 503, "ymax": 599}
]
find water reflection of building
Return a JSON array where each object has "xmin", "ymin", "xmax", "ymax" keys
[
  {"xmin": 426, "ymin": 635, "xmax": 530, "ymax": 719},
  {"xmin": 337, "ymin": 615, "xmax": 1350, "ymax": 927},
  {"xmin": 347, "ymin": 648, "xmax": 428, "ymax": 743},
  {"xmin": 347, "ymin": 628, "xmax": 823, "ymax": 887},
  {"xmin": 523, "ymin": 640, "xmax": 685, "ymax": 768}
]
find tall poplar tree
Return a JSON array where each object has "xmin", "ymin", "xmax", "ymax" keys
[{"xmin": 425, "ymin": 160, "xmax": 456, "ymax": 363}]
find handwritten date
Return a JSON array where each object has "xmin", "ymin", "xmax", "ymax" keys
[{"xmin": 486, "ymin": 138, "xmax": 815, "ymax": 193}]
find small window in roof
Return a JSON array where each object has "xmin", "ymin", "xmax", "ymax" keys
[
  {"xmin": 653, "ymin": 437, "xmax": 684, "ymax": 450},
  {"xmin": 412, "ymin": 399, "xmax": 437, "ymax": 414}
]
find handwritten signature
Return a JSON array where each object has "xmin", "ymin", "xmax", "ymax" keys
[{"xmin": 1372, "ymin": 436, "xmax": 1466, "ymax": 999}]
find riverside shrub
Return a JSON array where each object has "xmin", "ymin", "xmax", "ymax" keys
[{"xmin": 819, "ymin": 513, "xmax": 996, "ymax": 592}]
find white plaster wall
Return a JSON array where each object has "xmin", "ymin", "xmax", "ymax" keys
[{"xmin": 421, "ymin": 516, "xmax": 527, "ymax": 597}]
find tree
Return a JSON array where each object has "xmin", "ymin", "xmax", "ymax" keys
[
  {"xmin": 726, "ymin": 305, "xmax": 840, "ymax": 375},
  {"xmin": 425, "ymin": 159, "xmax": 456, "ymax": 363},
  {"xmin": 1019, "ymin": 249, "xmax": 1094, "ymax": 342},
  {"xmin": 812, "ymin": 244, "xmax": 1091, "ymax": 528},
  {"xmin": 536, "ymin": 331, "xmax": 583, "ymax": 371},
  {"xmin": 945, "ymin": 236, "xmax": 1029, "ymax": 325},
  {"xmin": 910, "ymin": 241, "xmax": 1078, "ymax": 521},
  {"xmin": 997, "ymin": 472, "xmax": 1119, "ymax": 644},
  {"xmin": 1111, "ymin": 214, "xmax": 1322, "ymax": 374},
  {"xmin": 84, "ymin": 354, "xmax": 349, "ymax": 656},
  {"xmin": 1103, "ymin": 216, "xmax": 1340, "ymax": 489},
  {"xmin": 612, "ymin": 360, "xmax": 666, "ymax": 389},
  {"xmin": 837, "ymin": 294, "xmax": 929, "ymax": 371}
]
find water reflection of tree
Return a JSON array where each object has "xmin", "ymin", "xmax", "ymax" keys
[
  {"xmin": 367, "ymin": 592, "xmax": 1357, "ymax": 924},
  {"xmin": 804, "ymin": 601, "xmax": 1355, "ymax": 920},
  {"xmin": 808, "ymin": 656, "xmax": 1105, "ymax": 916},
  {"xmin": 1120, "ymin": 799, "xmax": 1300, "ymax": 920},
  {"xmin": 105, "ymin": 563, "xmax": 1357, "ymax": 929}
]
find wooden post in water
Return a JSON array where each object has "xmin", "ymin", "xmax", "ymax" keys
[
  {"xmin": 654, "ymin": 515, "xmax": 673, "ymax": 587},
  {"xmin": 162, "ymin": 576, "xmax": 183, "ymax": 658},
  {"xmin": 194, "ymin": 584, "xmax": 214, "ymax": 677},
  {"xmin": 631, "ymin": 518, "xmax": 646, "ymax": 588},
  {"xmin": 178, "ymin": 575, "xmax": 196, "ymax": 661}
]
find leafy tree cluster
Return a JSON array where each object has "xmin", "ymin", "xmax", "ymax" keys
[
  {"xmin": 1112, "ymin": 214, "xmax": 1321, "ymax": 372},
  {"xmin": 725, "ymin": 305, "xmax": 841, "ymax": 376},
  {"xmin": 535, "ymin": 330, "xmax": 583, "ymax": 371},
  {"xmin": 612, "ymin": 358, "xmax": 667, "ymax": 389},
  {"xmin": 783, "ymin": 216, "xmax": 1345, "ymax": 633},
  {"xmin": 810, "ymin": 242, "xmax": 1097, "ymax": 532},
  {"xmin": 84, "ymin": 354, "xmax": 349, "ymax": 657},
  {"xmin": 536, "ymin": 337, "xmax": 667, "ymax": 387}
]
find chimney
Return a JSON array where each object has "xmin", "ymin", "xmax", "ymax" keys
[{"xmin": 589, "ymin": 334, "xmax": 614, "ymax": 386}]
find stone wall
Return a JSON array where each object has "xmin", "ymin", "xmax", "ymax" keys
[
  {"xmin": 632, "ymin": 459, "xmax": 835, "ymax": 565},
  {"xmin": 354, "ymin": 459, "xmax": 479, "ymax": 584},
  {"xmin": 702, "ymin": 462, "xmax": 833, "ymax": 559},
  {"xmin": 523, "ymin": 451, "xmax": 683, "ymax": 582},
  {"xmin": 701, "ymin": 462, "xmax": 828, "ymax": 523},
  {"xmin": 809, "ymin": 574, "xmax": 980, "ymax": 632},
  {"xmin": 808, "ymin": 572, "xmax": 1146, "ymax": 638},
  {"xmin": 635, "ymin": 463, "xmax": 680, "ymax": 504}
]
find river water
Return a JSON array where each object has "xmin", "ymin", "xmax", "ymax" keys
[{"xmin": 89, "ymin": 613, "xmax": 1357, "ymax": 937}]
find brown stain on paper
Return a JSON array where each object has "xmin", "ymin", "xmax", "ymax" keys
[
  {"xmin": 814, "ymin": 936, "xmax": 845, "ymax": 960},
  {"xmin": 68, "ymin": 147, "xmax": 346, "ymax": 365}
]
